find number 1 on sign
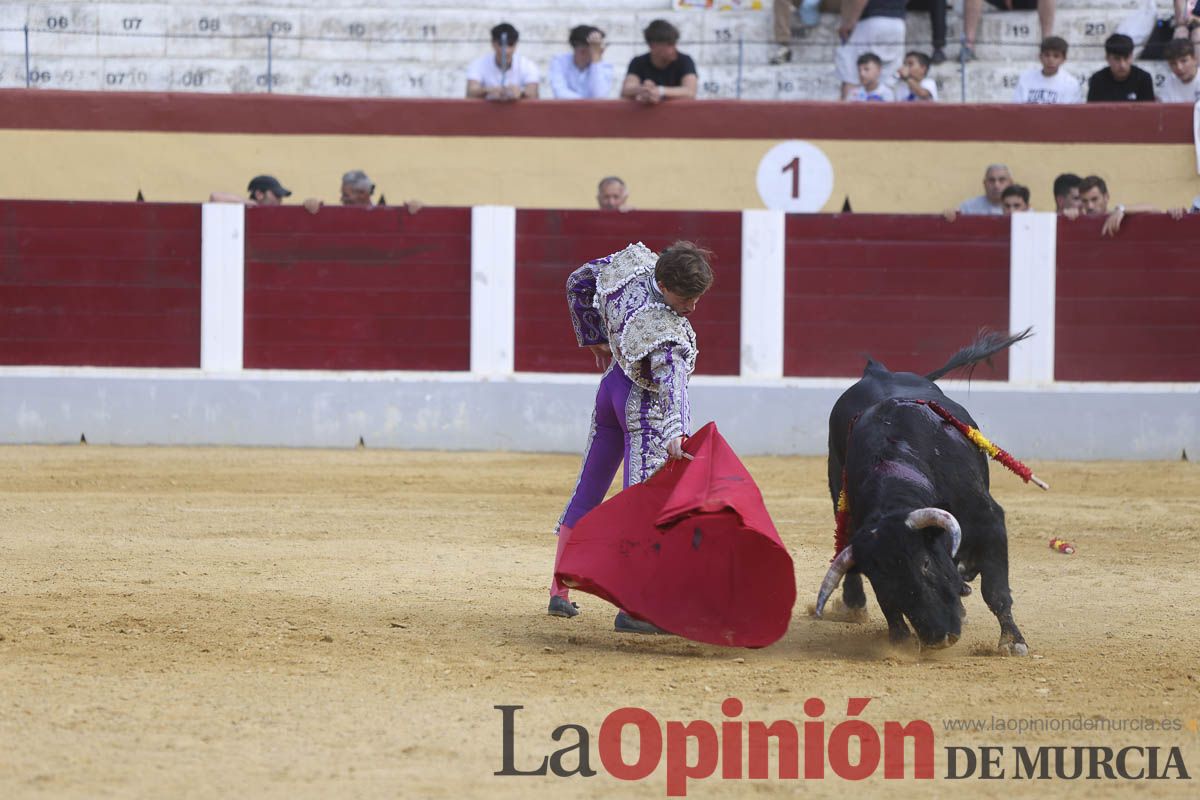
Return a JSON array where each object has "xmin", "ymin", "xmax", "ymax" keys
[
  {"xmin": 756, "ymin": 141, "xmax": 833, "ymax": 212},
  {"xmin": 781, "ymin": 157, "xmax": 801, "ymax": 199}
]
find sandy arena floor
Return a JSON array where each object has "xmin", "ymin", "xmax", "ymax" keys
[{"xmin": 0, "ymin": 445, "xmax": 1197, "ymax": 798}]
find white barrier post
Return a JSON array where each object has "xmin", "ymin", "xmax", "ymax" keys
[
  {"xmin": 740, "ymin": 209, "xmax": 786, "ymax": 379},
  {"xmin": 200, "ymin": 202, "xmax": 245, "ymax": 372},
  {"xmin": 1008, "ymin": 211, "xmax": 1057, "ymax": 384},
  {"xmin": 470, "ymin": 205, "xmax": 517, "ymax": 375}
]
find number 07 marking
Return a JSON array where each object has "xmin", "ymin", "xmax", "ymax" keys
[{"xmin": 756, "ymin": 141, "xmax": 834, "ymax": 212}]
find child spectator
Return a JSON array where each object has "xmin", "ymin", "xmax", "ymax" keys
[
  {"xmin": 835, "ymin": 0, "xmax": 907, "ymax": 100},
  {"xmin": 1160, "ymin": 39, "xmax": 1200, "ymax": 103},
  {"xmin": 847, "ymin": 52, "xmax": 895, "ymax": 101},
  {"xmin": 1002, "ymin": 185, "xmax": 1031, "ymax": 213},
  {"xmin": 895, "ymin": 51, "xmax": 937, "ymax": 101},
  {"xmin": 1087, "ymin": 34, "xmax": 1154, "ymax": 102},
  {"xmin": 1013, "ymin": 37, "xmax": 1081, "ymax": 104}
]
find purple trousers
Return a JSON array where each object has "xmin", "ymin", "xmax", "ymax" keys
[{"xmin": 558, "ymin": 364, "xmax": 678, "ymax": 530}]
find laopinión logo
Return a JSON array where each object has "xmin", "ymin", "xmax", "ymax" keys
[
  {"xmin": 496, "ymin": 697, "xmax": 934, "ymax": 796},
  {"xmin": 494, "ymin": 699, "xmax": 1192, "ymax": 796}
]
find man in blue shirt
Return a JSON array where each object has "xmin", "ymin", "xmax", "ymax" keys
[{"xmin": 549, "ymin": 25, "xmax": 614, "ymax": 99}]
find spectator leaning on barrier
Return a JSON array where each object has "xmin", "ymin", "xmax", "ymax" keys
[
  {"xmin": 209, "ymin": 175, "xmax": 292, "ymax": 206},
  {"xmin": 1002, "ymin": 184, "xmax": 1031, "ymax": 213},
  {"xmin": 1071, "ymin": 175, "xmax": 1112, "ymax": 216},
  {"xmin": 836, "ymin": 0, "xmax": 907, "ymax": 101},
  {"xmin": 1053, "ymin": 172, "xmax": 1082, "ymax": 212},
  {"xmin": 622, "ymin": 19, "xmax": 698, "ymax": 103},
  {"xmin": 961, "ymin": 0, "xmax": 1055, "ymax": 62},
  {"xmin": 1013, "ymin": 37, "xmax": 1081, "ymax": 104},
  {"xmin": 596, "ymin": 176, "xmax": 631, "ymax": 211},
  {"xmin": 302, "ymin": 170, "xmax": 422, "ymax": 215},
  {"xmin": 549, "ymin": 25, "xmax": 614, "ymax": 99},
  {"xmin": 895, "ymin": 50, "xmax": 937, "ymax": 101},
  {"xmin": 958, "ymin": 164, "xmax": 1013, "ymax": 215},
  {"xmin": 1087, "ymin": 34, "xmax": 1155, "ymax": 102},
  {"xmin": 466, "ymin": 23, "xmax": 540, "ymax": 102},
  {"xmin": 1161, "ymin": 39, "xmax": 1200, "ymax": 103},
  {"xmin": 1064, "ymin": 175, "xmax": 1185, "ymax": 236},
  {"xmin": 846, "ymin": 52, "xmax": 895, "ymax": 101}
]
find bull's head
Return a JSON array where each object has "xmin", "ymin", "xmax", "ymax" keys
[{"xmin": 816, "ymin": 508, "xmax": 967, "ymax": 649}]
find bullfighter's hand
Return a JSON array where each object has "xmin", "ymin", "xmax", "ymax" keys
[
  {"xmin": 588, "ymin": 343, "xmax": 612, "ymax": 370},
  {"xmin": 666, "ymin": 436, "xmax": 693, "ymax": 461}
]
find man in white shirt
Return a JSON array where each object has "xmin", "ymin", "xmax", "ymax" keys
[
  {"xmin": 1161, "ymin": 39, "xmax": 1200, "ymax": 103},
  {"xmin": 1013, "ymin": 37, "xmax": 1081, "ymax": 104},
  {"xmin": 549, "ymin": 25, "xmax": 614, "ymax": 99},
  {"xmin": 845, "ymin": 52, "xmax": 894, "ymax": 102},
  {"xmin": 466, "ymin": 23, "xmax": 540, "ymax": 101}
]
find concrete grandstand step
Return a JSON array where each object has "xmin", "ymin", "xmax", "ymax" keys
[{"xmin": 0, "ymin": 1, "xmax": 1168, "ymax": 101}]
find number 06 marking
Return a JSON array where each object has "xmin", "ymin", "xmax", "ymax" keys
[{"xmin": 756, "ymin": 141, "xmax": 834, "ymax": 212}]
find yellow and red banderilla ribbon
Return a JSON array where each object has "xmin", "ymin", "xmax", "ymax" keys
[{"xmin": 917, "ymin": 400, "xmax": 1050, "ymax": 491}]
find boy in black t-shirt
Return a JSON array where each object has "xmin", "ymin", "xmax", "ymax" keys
[
  {"xmin": 622, "ymin": 19, "xmax": 698, "ymax": 103},
  {"xmin": 1087, "ymin": 33, "xmax": 1155, "ymax": 102}
]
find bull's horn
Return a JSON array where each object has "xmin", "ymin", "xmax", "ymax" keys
[
  {"xmin": 814, "ymin": 547, "xmax": 855, "ymax": 618},
  {"xmin": 906, "ymin": 508, "xmax": 962, "ymax": 558}
]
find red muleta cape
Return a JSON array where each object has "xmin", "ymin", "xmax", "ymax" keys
[{"xmin": 556, "ymin": 422, "xmax": 796, "ymax": 648}]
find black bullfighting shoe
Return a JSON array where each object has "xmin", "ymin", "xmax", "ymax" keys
[
  {"xmin": 548, "ymin": 596, "xmax": 580, "ymax": 618},
  {"xmin": 614, "ymin": 610, "xmax": 668, "ymax": 635}
]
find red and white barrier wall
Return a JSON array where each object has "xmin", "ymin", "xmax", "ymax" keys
[{"xmin": 1, "ymin": 200, "xmax": 1197, "ymax": 458}]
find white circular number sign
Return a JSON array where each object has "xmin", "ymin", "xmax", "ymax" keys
[{"xmin": 755, "ymin": 140, "xmax": 834, "ymax": 212}]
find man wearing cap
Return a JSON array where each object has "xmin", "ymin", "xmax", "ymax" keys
[{"xmin": 209, "ymin": 175, "xmax": 292, "ymax": 206}]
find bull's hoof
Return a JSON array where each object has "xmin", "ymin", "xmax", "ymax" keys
[
  {"xmin": 998, "ymin": 639, "xmax": 1029, "ymax": 657},
  {"xmin": 919, "ymin": 633, "xmax": 960, "ymax": 651}
]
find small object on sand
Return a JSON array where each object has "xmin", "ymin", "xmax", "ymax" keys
[{"xmin": 1048, "ymin": 537, "xmax": 1076, "ymax": 555}]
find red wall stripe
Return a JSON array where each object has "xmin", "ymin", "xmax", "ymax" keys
[
  {"xmin": 0, "ymin": 90, "xmax": 1192, "ymax": 144},
  {"xmin": 243, "ymin": 206, "xmax": 471, "ymax": 371},
  {"xmin": 784, "ymin": 215, "xmax": 1012, "ymax": 378},
  {"xmin": 514, "ymin": 210, "xmax": 741, "ymax": 375},
  {"xmin": 0, "ymin": 200, "xmax": 200, "ymax": 367},
  {"xmin": 1055, "ymin": 215, "xmax": 1200, "ymax": 382}
]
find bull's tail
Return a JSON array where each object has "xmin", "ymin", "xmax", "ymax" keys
[{"xmin": 925, "ymin": 327, "xmax": 1033, "ymax": 382}]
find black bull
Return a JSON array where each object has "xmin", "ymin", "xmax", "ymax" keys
[{"xmin": 816, "ymin": 330, "xmax": 1033, "ymax": 655}]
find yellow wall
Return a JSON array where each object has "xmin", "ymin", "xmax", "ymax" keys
[{"xmin": 2, "ymin": 129, "xmax": 1197, "ymax": 212}]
